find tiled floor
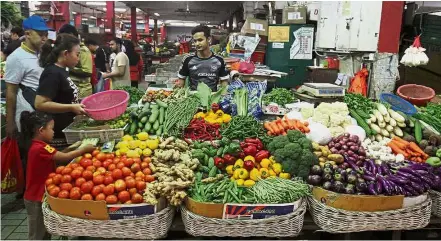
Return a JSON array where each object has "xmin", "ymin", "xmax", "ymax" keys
[{"xmin": 1, "ymin": 193, "xmax": 62, "ymax": 240}]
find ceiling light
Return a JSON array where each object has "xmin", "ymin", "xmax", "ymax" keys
[
  {"xmin": 90, "ymin": 16, "xmax": 97, "ymax": 19},
  {"xmin": 139, "ymin": 20, "xmax": 145, "ymax": 23},
  {"xmin": 103, "ymin": 7, "xmax": 126, "ymax": 12},
  {"xmin": 86, "ymin": 2, "xmax": 106, "ymax": 6},
  {"xmin": 154, "ymin": 13, "xmax": 160, "ymax": 16},
  {"xmin": 72, "ymin": 11, "xmax": 77, "ymax": 14},
  {"xmin": 136, "ymin": 8, "xmax": 141, "ymax": 12},
  {"xmin": 82, "ymin": 18, "xmax": 89, "ymax": 21}
]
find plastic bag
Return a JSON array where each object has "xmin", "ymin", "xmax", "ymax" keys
[
  {"xmin": 305, "ymin": 122, "xmax": 332, "ymax": 145},
  {"xmin": 246, "ymin": 81, "xmax": 267, "ymax": 119},
  {"xmin": 400, "ymin": 36, "xmax": 429, "ymax": 67},
  {"xmin": 348, "ymin": 68, "xmax": 368, "ymax": 97},
  {"xmin": 238, "ymin": 61, "xmax": 255, "ymax": 74},
  {"xmin": 1, "ymin": 138, "xmax": 24, "ymax": 194}
]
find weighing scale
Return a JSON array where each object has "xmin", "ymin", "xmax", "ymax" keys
[{"xmin": 297, "ymin": 83, "xmax": 345, "ymax": 97}]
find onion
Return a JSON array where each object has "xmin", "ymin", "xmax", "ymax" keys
[
  {"xmin": 347, "ymin": 150, "xmax": 355, "ymax": 156},
  {"xmin": 350, "ymin": 135, "xmax": 359, "ymax": 142},
  {"xmin": 358, "ymin": 150, "xmax": 366, "ymax": 157},
  {"xmin": 353, "ymin": 154, "xmax": 359, "ymax": 160},
  {"xmin": 342, "ymin": 137, "xmax": 349, "ymax": 143},
  {"xmin": 334, "ymin": 143, "xmax": 342, "ymax": 149},
  {"xmin": 349, "ymin": 146, "xmax": 358, "ymax": 152},
  {"xmin": 339, "ymin": 141, "xmax": 346, "ymax": 146},
  {"xmin": 344, "ymin": 133, "xmax": 350, "ymax": 138},
  {"xmin": 330, "ymin": 147, "xmax": 338, "ymax": 153},
  {"xmin": 348, "ymin": 156, "xmax": 356, "ymax": 163},
  {"xmin": 328, "ymin": 142, "xmax": 335, "ymax": 148},
  {"xmin": 338, "ymin": 150, "xmax": 346, "ymax": 155},
  {"xmin": 341, "ymin": 145, "xmax": 348, "ymax": 150},
  {"xmin": 347, "ymin": 142, "xmax": 356, "ymax": 147}
]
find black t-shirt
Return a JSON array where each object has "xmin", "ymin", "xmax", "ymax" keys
[
  {"xmin": 37, "ymin": 64, "xmax": 79, "ymax": 138},
  {"xmin": 95, "ymin": 47, "xmax": 108, "ymax": 72},
  {"xmin": 178, "ymin": 53, "xmax": 229, "ymax": 91}
]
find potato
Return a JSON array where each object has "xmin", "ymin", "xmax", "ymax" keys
[
  {"xmin": 328, "ymin": 154, "xmax": 344, "ymax": 164},
  {"xmin": 312, "ymin": 142, "xmax": 321, "ymax": 151},
  {"xmin": 320, "ymin": 146, "xmax": 331, "ymax": 157},
  {"xmin": 314, "ymin": 151, "xmax": 323, "ymax": 158},
  {"xmin": 318, "ymin": 157, "xmax": 329, "ymax": 163}
]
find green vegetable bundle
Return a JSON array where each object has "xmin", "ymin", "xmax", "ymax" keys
[
  {"xmin": 113, "ymin": 86, "xmax": 144, "ymax": 105},
  {"xmin": 220, "ymin": 116, "xmax": 266, "ymax": 141},
  {"xmin": 267, "ymin": 130, "xmax": 317, "ymax": 180},
  {"xmin": 415, "ymin": 103, "xmax": 441, "ymax": 133},
  {"xmin": 344, "ymin": 93, "xmax": 376, "ymax": 115},
  {"xmin": 249, "ymin": 177, "xmax": 310, "ymax": 204},
  {"xmin": 163, "ymin": 95, "xmax": 200, "ymax": 137},
  {"xmin": 263, "ymin": 88, "xmax": 295, "ymax": 106}
]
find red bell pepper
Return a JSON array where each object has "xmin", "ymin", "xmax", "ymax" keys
[
  {"xmin": 255, "ymin": 150, "xmax": 270, "ymax": 162},
  {"xmin": 223, "ymin": 154, "xmax": 236, "ymax": 165},
  {"xmin": 211, "ymin": 103, "xmax": 220, "ymax": 112},
  {"xmin": 244, "ymin": 138, "xmax": 263, "ymax": 150},
  {"xmin": 243, "ymin": 160, "xmax": 255, "ymax": 171},
  {"xmin": 242, "ymin": 145, "xmax": 257, "ymax": 157},
  {"xmin": 214, "ymin": 157, "xmax": 225, "ymax": 169}
]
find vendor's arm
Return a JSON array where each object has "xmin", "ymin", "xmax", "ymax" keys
[
  {"xmin": 4, "ymin": 57, "xmax": 24, "ymax": 137},
  {"xmin": 176, "ymin": 55, "xmax": 191, "ymax": 87},
  {"xmin": 102, "ymin": 54, "xmax": 127, "ymax": 78},
  {"xmin": 69, "ymin": 47, "xmax": 93, "ymax": 78}
]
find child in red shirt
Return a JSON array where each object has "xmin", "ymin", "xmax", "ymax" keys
[{"xmin": 20, "ymin": 111, "xmax": 95, "ymax": 240}]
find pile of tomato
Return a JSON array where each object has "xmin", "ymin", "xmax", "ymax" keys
[{"xmin": 45, "ymin": 150, "xmax": 155, "ymax": 204}]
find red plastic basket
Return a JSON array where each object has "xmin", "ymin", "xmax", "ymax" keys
[
  {"xmin": 397, "ymin": 84, "xmax": 435, "ymax": 106},
  {"xmin": 81, "ymin": 90, "xmax": 129, "ymax": 120}
]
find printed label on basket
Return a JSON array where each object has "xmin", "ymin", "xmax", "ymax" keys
[
  {"xmin": 107, "ymin": 203, "xmax": 156, "ymax": 220},
  {"xmin": 222, "ymin": 200, "xmax": 301, "ymax": 219}
]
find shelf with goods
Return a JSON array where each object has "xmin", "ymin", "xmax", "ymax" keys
[{"xmin": 38, "ymin": 78, "xmax": 441, "ymax": 238}]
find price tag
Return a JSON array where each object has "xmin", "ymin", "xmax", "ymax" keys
[{"xmin": 272, "ymin": 43, "xmax": 284, "ymax": 49}]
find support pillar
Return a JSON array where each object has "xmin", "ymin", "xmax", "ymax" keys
[
  {"xmin": 145, "ymin": 14, "xmax": 150, "ymax": 33},
  {"xmin": 96, "ymin": 18, "xmax": 103, "ymax": 28},
  {"xmin": 160, "ymin": 24, "xmax": 166, "ymax": 42},
  {"xmin": 74, "ymin": 14, "xmax": 82, "ymax": 28},
  {"xmin": 105, "ymin": 1, "xmax": 115, "ymax": 36},
  {"xmin": 377, "ymin": 1, "xmax": 404, "ymax": 53},
  {"xmin": 130, "ymin": 6, "xmax": 137, "ymax": 43},
  {"xmin": 154, "ymin": 19, "xmax": 158, "ymax": 45}
]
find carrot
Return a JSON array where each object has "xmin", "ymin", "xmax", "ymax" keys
[
  {"xmin": 415, "ymin": 157, "xmax": 423, "ymax": 163},
  {"xmin": 390, "ymin": 140, "xmax": 407, "ymax": 150},
  {"xmin": 408, "ymin": 142, "xmax": 426, "ymax": 155},
  {"xmin": 281, "ymin": 131, "xmax": 287, "ymax": 136},
  {"xmin": 276, "ymin": 121, "xmax": 285, "ymax": 133},
  {"xmin": 281, "ymin": 119, "xmax": 290, "ymax": 130},
  {"xmin": 270, "ymin": 122, "xmax": 282, "ymax": 134},
  {"xmin": 267, "ymin": 131, "xmax": 273, "ymax": 136},
  {"xmin": 264, "ymin": 122, "xmax": 275, "ymax": 134},
  {"xmin": 392, "ymin": 136, "xmax": 410, "ymax": 146},
  {"xmin": 388, "ymin": 142, "xmax": 410, "ymax": 158}
]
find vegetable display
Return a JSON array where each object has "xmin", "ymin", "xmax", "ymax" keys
[
  {"xmin": 141, "ymin": 89, "xmax": 172, "ymax": 103},
  {"xmin": 163, "ymin": 95, "xmax": 200, "ymax": 137},
  {"xmin": 193, "ymin": 107, "xmax": 232, "ymax": 124},
  {"xmin": 220, "ymin": 116, "xmax": 266, "ymax": 141},
  {"xmin": 114, "ymin": 86, "xmax": 144, "ymax": 105},
  {"xmin": 311, "ymin": 102, "xmax": 353, "ymax": 137},
  {"xmin": 387, "ymin": 136, "xmax": 429, "ymax": 163},
  {"xmin": 263, "ymin": 88, "xmax": 295, "ymax": 107},
  {"xmin": 344, "ymin": 93, "xmax": 376, "ymax": 115},
  {"xmin": 115, "ymin": 134, "xmax": 159, "ymax": 158},
  {"xmin": 415, "ymin": 103, "xmax": 441, "ymax": 134},
  {"xmin": 327, "ymin": 133, "xmax": 366, "ymax": 166},
  {"xmin": 184, "ymin": 118, "xmax": 221, "ymax": 141},
  {"xmin": 264, "ymin": 117, "xmax": 310, "ymax": 136},
  {"xmin": 125, "ymin": 100, "xmax": 168, "ymax": 136}
]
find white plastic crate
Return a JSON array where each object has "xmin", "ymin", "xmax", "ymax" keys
[
  {"xmin": 62, "ymin": 123, "xmax": 126, "ymax": 144},
  {"xmin": 145, "ymin": 75, "xmax": 156, "ymax": 82}
]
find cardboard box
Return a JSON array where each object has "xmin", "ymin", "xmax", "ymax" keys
[
  {"xmin": 312, "ymin": 187, "xmax": 404, "ymax": 212},
  {"xmin": 283, "ymin": 6, "xmax": 307, "ymax": 24},
  {"xmin": 241, "ymin": 18, "xmax": 268, "ymax": 36},
  {"xmin": 47, "ymin": 194, "xmax": 166, "ymax": 220},
  {"xmin": 185, "ymin": 197, "xmax": 301, "ymax": 219}
]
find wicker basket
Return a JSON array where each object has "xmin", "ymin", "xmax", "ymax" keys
[
  {"xmin": 42, "ymin": 201, "xmax": 175, "ymax": 239},
  {"xmin": 308, "ymin": 196, "xmax": 432, "ymax": 233},
  {"xmin": 181, "ymin": 199, "xmax": 307, "ymax": 237},
  {"xmin": 429, "ymin": 190, "xmax": 441, "ymax": 217}
]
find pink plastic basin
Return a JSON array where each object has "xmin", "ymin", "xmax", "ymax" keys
[
  {"xmin": 81, "ymin": 90, "xmax": 129, "ymax": 121},
  {"xmin": 397, "ymin": 84, "xmax": 435, "ymax": 106}
]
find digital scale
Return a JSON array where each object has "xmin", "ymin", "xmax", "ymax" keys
[{"xmin": 296, "ymin": 83, "xmax": 345, "ymax": 97}]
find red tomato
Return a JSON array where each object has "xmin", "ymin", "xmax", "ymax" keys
[
  {"xmin": 142, "ymin": 168, "xmax": 152, "ymax": 175},
  {"xmin": 121, "ymin": 167, "xmax": 132, "ymax": 177},
  {"xmin": 75, "ymin": 166, "xmax": 84, "ymax": 172},
  {"xmin": 142, "ymin": 157, "xmax": 151, "ymax": 163},
  {"xmin": 128, "ymin": 187, "xmax": 138, "ymax": 196},
  {"xmin": 95, "ymin": 193, "xmax": 106, "ymax": 201},
  {"xmin": 83, "ymin": 153, "xmax": 92, "ymax": 159},
  {"xmin": 45, "ymin": 178, "xmax": 54, "ymax": 187},
  {"xmin": 81, "ymin": 194, "xmax": 93, "ymax": 200},
  {"xmin": 125, "ymin": 200, "xmax": 132, "ymax": 204},
  {"xmin": 125, "ymin": 178, "xmax": 136, "ymax": 189},
  {"xmin": 103, "ymin": 175, "xmax": 114, "ymax": 185},
  {"xmin": 105, "ymin": 195, "xmax": 118, "ymax": 204},
  {"xmin": 96, "ymin": 153, "xmax": 106, "ymax": 162},
  {"xmin": 55, "ymin": 166, "xmax": 65, "ymax": 174},
  {"xmin": 60, "ymin": 183, "xmax": 73, "ymax": 191},
  {"xmin": 118, "ymin": 191, "xmax": 131, "ymax": 203},
  {"xmin": 108, "ymin": 164, "xmax": 116, "ymax": 171},
  {"xmin": 61, "ymin": 175, "xmax": 72, "ymax": 183},
  {"xmin": 144, "ymin": 175, "xmax": 155, "ymax": 183},
  {"xmin": 57, "ymin": 190, "xmax": 69, "ymax": 199},
  {"xmin": 79, "ymin": 158, "xmax": 93, "ymax": 168},
  {"xmin": 106, "ymin": 153, "xmax": 115, "ymax": 160},
  {"xmin": 93, "ymin": 161, "xmax": 102, "ymax": 168},
  {"xmin": 140, "ymin": 162, "xmax": 149, "ymax": 169},
  {"xmin": 116, "ymin": 162, "xmax": 125, "ymax": 170},
  {"xmin": 91, "ymin": 185, "xmax": 103, "ymax": 197},
  {"xmin": 93, "ymin": 175, "xmax": 104, "ymax": 185},
  {"xmin": 114, "ymin": 179, "xmax": 127, "ymax": 192},
  {"xmin": 131, "ymin": 193, "xmax": 143, "ymax": 204},
  {"xmin": 48, "ymin": 173, "xmax": 56, "ymax": 178},
  {"xmin": 102, "ymin": 160, "xmax": 112, "ymax": 169},
  {"xmin": 123, "ymin": 158, "xmax": 134, "ymax": 167},
  {"xmin": 70, "ymin": 169, "xmax": 82, "ymax": 179},
  {"xmin": 135, "ymin": 171, "xmax": 144, "ymax": 178},
  {"xmin": 69, "ymin": 188, "xmax": 81, "ymax": 200},
  {"xmin": 130, "ymin": 163, "xmax": 141, "ymax": 173},
  {"xmin": 75, "ymin": 177, "xmax": 86, "ymax": 187},
  {"xmin": 82, "ymin": 170, "xmax": 93, "ymax": 180},
  {"xmin": 96, "ymin": 167, "xmax": 107, "ymax": 174},
  {"xmin": 49, "ymin": 187, "xmax": 60, "ymax": 197},
  {"xmin": 47, "ymin": 184, "xmax": 56, "ymax": 191},
  {"xmin": 92, "ymin": 149, "xmax": 100, "ymax": 157},
  {"xmin": 103, "ymin": 185, "xmax": 115, "ymax": 196},
  {"xmin": 133, "ymin": 157, "xmax": 141, "ymax": 164},
  {"xmin": 80, "ymin": 181, "xmax": 94, "ymax": 194},
  {"xmin": 86, "ymin": 166, "xmax": 96, "ymax": 172},
  {"xmin": 135, "ymin": 176, "xmax": 143, "ymax": 182},
  {"xmin": 136, "ymin": 181, "xmax": 146, "ymax": 191},
  {"xmin": 112, "ymin": 169, "xmax": 123, "ymax": 180}
]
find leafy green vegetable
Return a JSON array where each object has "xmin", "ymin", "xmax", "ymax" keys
[
  {"xmin": 195, "ymin": 83, "xmax": 227, "ymax": 110},
  {"xmin": 250, "ymin": 177, "xmax": 310, "ymax": 204},
  {"xmin": 344, "ymin": 93, "xmax": 376, "ymax": 114},
  {"xmin": 415, "ymin": 103, "xmax": 441, "ymax": 133},
  {"xmin": 113, "ymin": 86, "xmax": 144, "ymax": 105},
  {"xmin": 234, "ymin": 88, "xmax": 248, "ymax": 116},
  {"xmin": 263, "ymin": 88, "xmax": 295, "ymax": 106},
  {"xmin": 220, "ymin": 116, "xmax": 266, "ymax": 141}
]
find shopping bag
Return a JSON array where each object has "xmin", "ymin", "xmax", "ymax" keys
[{"xmin": 1, "ymin": 138, "xmax": 24, "ymax": 193}]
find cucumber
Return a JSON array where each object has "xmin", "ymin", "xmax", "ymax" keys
[
  {"xmin": 356, "ymin": 109, "xmax": 371, "ymax": 119},
  {"xmin": 149, "ymin": 109, "xmax": 159, "ymax": 123},
  {"xmin": 140, "ymin": 116, "xmax": 148, "ymax": 124},
  {"xmin": 144, "ymin": 122, "xmax": 152, "ymax": 132},
  {"xmin": 139, "ymin": 110, "xmax": 151, "ymax": 119},
  {"xmin": 349, "ymin": 109, "xmax": 372, "ymax": 136},
  {"xmin": 138, "ymin": 121, "xmax": 144, "ymax": 128},
  {"xmin": 129, "ymin": 121, "xmax": 138, "ymax": 135},
  {"xmin": 155, "ymin": 99, "xmax": 168, "ymax": 108},
  {"xmin": 142, "ymin": 102, "xmax": 150, "ymax": 112},
  {"xmin": 159, "ymin": 107, "xmax": 165, "ymax": 124},
  {"xmin": 209, "ymin": 166, "xmax": 218, "ymax": 177},
  {"xmin": 153, "ymin": 120, "xmax": 160, "ymax": 130},
  {"xmin": 156, "ymin": 126, "xmax": 163, "ymax": 136},
  {"xmin": 414, "ymin": 119, "xmax": 422, "ymax": 143}
]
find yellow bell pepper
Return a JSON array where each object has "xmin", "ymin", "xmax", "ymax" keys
[
  {"xmin": 244, "ymin": 156, "xmax": 255, "ymax": 162},
  {"xmin": 215, "ymin": 109, "xmax": 224, "ymax": 117},
  {"xmin": 226, "ymin": 165, "xmax": 234, "ymax": 175},
  {"xmin": 236, "ymin": 179, "xmax": 245, "ymax": 186},
  {"xmin": 269, "ymin": 155, "xmax": 276, "ymax": 164},
  {"xmin": 250, "ymin": 168, "xmax": 261, "ymax": 181},
  {"xmin": 230, "ymin": 176, "xmax": 236, "ymax": 181},
  {"xmin": 234, "ymin": 159, "xmax": 244, "ymax": 169},
  {"xmin": 194, "ymin": 112, "xmax": 206, "ymax": 119},
  {"xmin": 237, "ymin": 168, "xmax": 249, "ymax": 180},
  {"xmin": 272, "ymin": 163, "xmax": 282, "ymax": 174},
  {"xmin": 259, "ymin": 168, "xmax": 270, "ymax": 179},
  {"xmin": 145, "ymin": 139, "xmax": 159, "ymax": 150},
  {"xmin": 233, "ymin": 169, "xmax": 241, "ymax": 179},
  {"xmin": 279, "ymin": 173, "xmax": 291, "ymax": 179},
  {"xmin": 260, "ymin": 158, "xmax": 272, "ymax": 169},
  {"xmin": 205, "ymin": 118, "xmax": 217, "ymax": 124},
  {"xmin": 244, "ymin": 180, "xmax": 256, "ymax": 187},
  {"xmin": 136, "ymin": 132, "xmax": 149, "ymax": 141},
  {"xmin": 221, "ymin": 114, "xmax": 232, "ymax": 123},
  {"xmin": 215, "ymin": 118, "xmax": 224, "ymax": 124}
]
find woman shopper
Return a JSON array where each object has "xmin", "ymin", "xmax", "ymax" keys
[
  {"xmin": 124, "ymin": 40, "xmax": 144, "ymax": 88},
  {"xmin": 34, "ymin": 33, "xmax": 86, "ymax": 150},
  {"xmin": 20, "ymin": 111, "xmax": 95, "ymax": 240}
]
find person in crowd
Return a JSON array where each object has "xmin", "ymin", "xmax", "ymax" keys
[
  {"xmin": 123, "ymin": 40, "xmax": 144, "ymax": 88},
  {"xmin": 176, "ymin": 25, "xmax": 229, "ymax": 91},
  {"xmin": 85, "ymin": 38, "xmax": 110, "ymax": 73},
  {"xmin": 101, "ymin": 38, "xmax": 130, "ymax": 88},
  {"xmin": 84, "ymin": 39, "xmax": 99, "ymax": 93},
  {"xmin": 3, "ymin": 26, "xmax": 25, "ymax": 58},
  {"xmin": 5, "ymin": 15, "xmax": 49, "ymax": 198},
  {"xmin": 58, "ymin": 24, "xmax": 93, "ymax": 98},
  {"xmin": 20, "ymin": 111, "xmax": 95, "ymax": 240},
  {"xmin": 34, "ymin": 33, "xmax": 87, "ymax": 149}
]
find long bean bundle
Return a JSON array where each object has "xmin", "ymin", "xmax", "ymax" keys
[
  {"xmin": 249, "ymin": 177, "xmax": 310, "ymax": 204},
  {"xmin": 163, "ymin": 95, "xmax": 200, "ymax": 137},
  {"xmin": 220, "ymin": 116, "xmax": 266, "ymax": 141}
]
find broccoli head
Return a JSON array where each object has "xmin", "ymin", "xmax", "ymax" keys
[
  {"xmin": 298, "ymin": 137, "xmax": 312, "ymax": 150},
  {"xmin": 273, "ymin": 143, "xmax": 302, "ymax": 162},
  {"xmin": 287, "ymin": 130, "xmax": 304, "ymax": 142},
  {"xmin": 281, "ymin": 158, "xmax": 299, "ymax": 176},
  {"xmin": 267, "ymin": 135, "xmax": 290, "ymax": 153}
]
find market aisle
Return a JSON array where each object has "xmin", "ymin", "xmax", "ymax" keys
[{"xmin": 1, "ymin": 193, "xmax": 62, "ymax": 240}]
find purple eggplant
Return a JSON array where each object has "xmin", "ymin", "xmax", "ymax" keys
[
  {"xmin": 377, "ymin": 166, "xmax": 384, "ymax": 176},
  {"xmin": 364, "ymin": 169, "xmax": 374, "ymax": 177},
  {"xmin": 396, "ymin": 171, "xmax": 415, "ymax": 180},
  {"xmin": 387, "ymin": 176, "xmax": 409, "ymax": 185},
  {"xmin": 399, "ymin": 167, "xmax": 421, "ymax": 177},
  {"xmin": 344, "ymin": 155, "xmax": 359, "ymax": 170},
  {"xmin": 345, "ymin": 184, "xmax": 356, "ymax": 194},
  {"xmin": 420, "ymin": 175, "xmax": 436, "ymax": 189},
  {"xmin": 377, "ymin": 176, "xmax": 392, "ymax": 195},
  {"xmin": 368, "ymin": 183, "xmax": 378, "ymax": 195},
  {"xmin": 363, "ymin": 175, "xmax": 376, "ymax": 182},
  {"xmin": 322, "ymin": 181, "xmax": 332, "ymax": 190},
  {"xmin": 332, "ymin": 181, "xmax": 346, "ymax": 193},
  {"xmin": 356, "ymin": 181, "xmax": 368, "ymax": 193},
  {"xmin": 409, "ymin": 164, "xmax": 431, "ymax": 171},
  {"xmin": 375, "ymin": 180, "xmax": 383, "ymax": 194},
  {"xmin": 380, "ymin": 163, "xmax": 392, "ymax": 175},
  {"xmin": 410, "ymin": 181, "xmax": 425, "ymax": 194},
  {"xmin": 403, "ymin": 185, "xmax": 419, "ymax": 196},
  {"xmin": 414, "ymin": 170, "xmax": 429, "ymax": 176}
]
